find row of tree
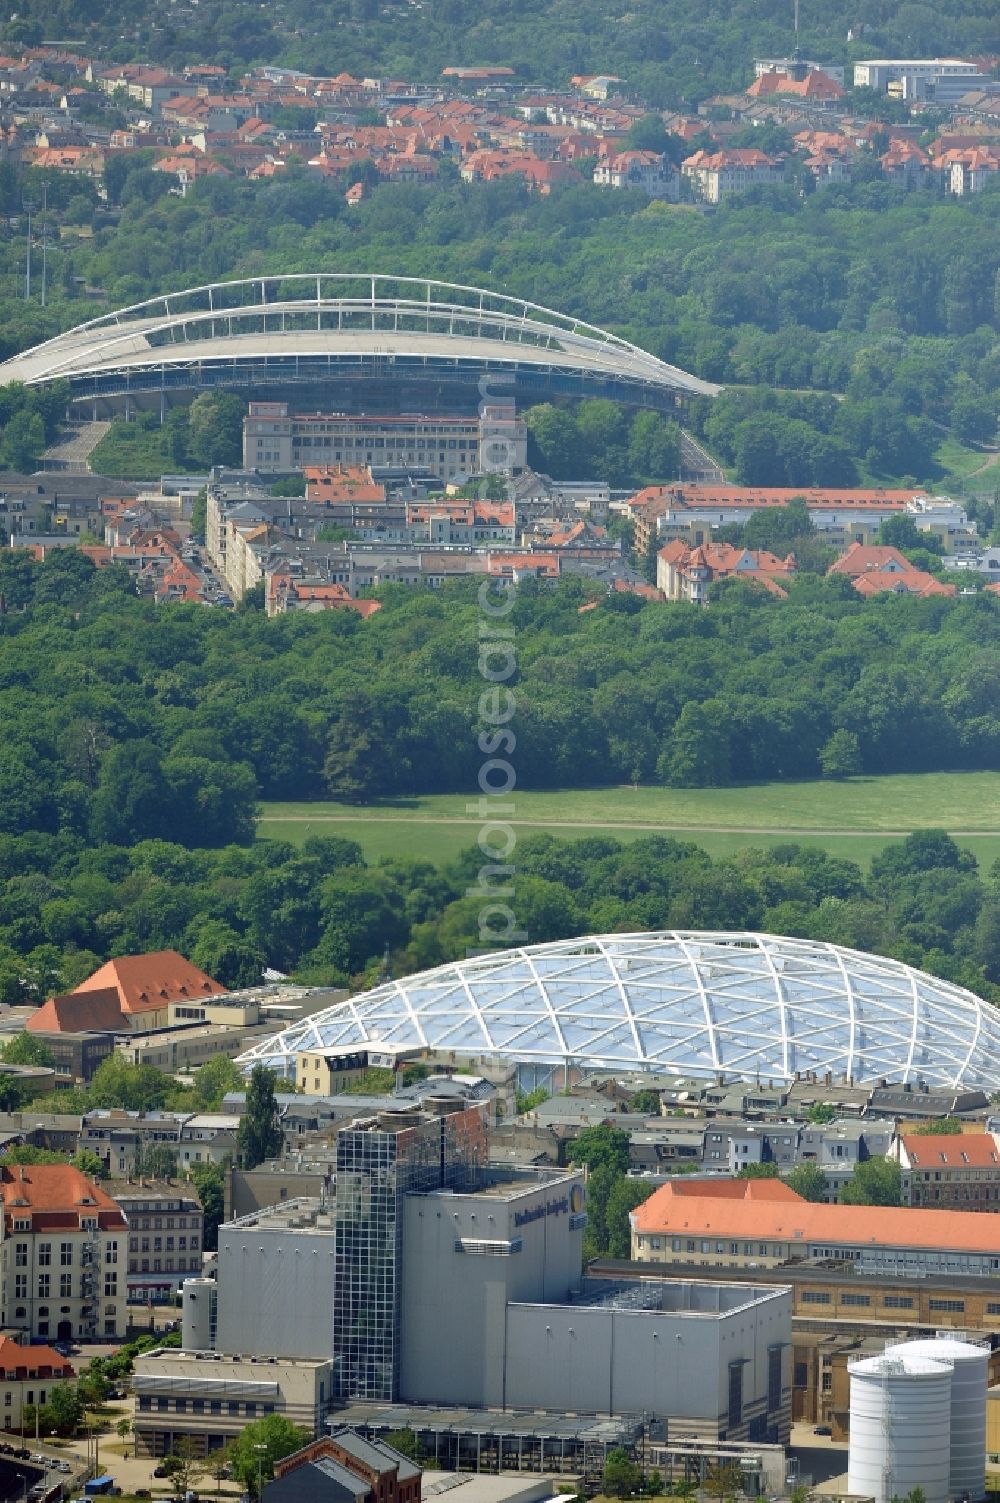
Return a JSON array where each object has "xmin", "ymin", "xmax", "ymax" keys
[{"xmin": 3, "ymin": 557, "xmax": 999, "ymax": 844}]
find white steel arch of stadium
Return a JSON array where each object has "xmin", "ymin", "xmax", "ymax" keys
[
  {"xmin": 237, "ymin": 930, "xmax": 1000, "ymax": 1092},
  {"xmin": 0, "ymin": 273, "xmax": 718, "ymax": 403}
]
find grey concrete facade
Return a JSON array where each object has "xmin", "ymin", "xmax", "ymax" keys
[
  {"xmin": 216, "ymin": 1199, "xmax": 336, "ymax": 1361},
  {"xmin": 503, "ymin": 1282, "xmax": 792, "ymax": 1439},
  {"xmin": 399, "ymin": 1168, "xmax": 585, "ymax": 1408}
]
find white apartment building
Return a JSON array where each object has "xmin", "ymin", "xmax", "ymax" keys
[
  {"xmin": 0, "ymin": 1165, "xmax": 128, "ymax": 1342},
  {"xmin": 853, "ymin": 58, "xmax": 984, "ymax": 95},
  {"xmin": 593, "ymin": 150, "xmax": 679, "ymax": 199},
  {"xmin": 681, "ymin": 148, "xmax": 785, "ymax": 204}
]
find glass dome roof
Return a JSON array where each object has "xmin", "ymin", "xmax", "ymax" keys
[{"xmin": 238, "ymin": 932, "xmax": 1000, "ymax": 1089}]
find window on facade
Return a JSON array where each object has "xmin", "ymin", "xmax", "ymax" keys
[
  {"xmin": 801, "ymin": 1291, "xmax": 831, "ymax": 1305},
  {"xmin": 728, "ymin": 1362, "xmax": 743, "ymax": 1429},
  {"xmin": 60, "ymin": 1274, "xmax": 72, "ymax": 1297},
  {"xmin": 14, "ymin": 1245, "xmax": 27, "ymax": 1268},
  {"xmin": 60, "ymin": 1244, "xmax": 72, "ymax": 1266},
  {"xmin": 37, "ymin": 1275, "xmax": 50, "ymax": 1298},
  {"xmin": 842, "ymin": 1294, "xmax": 871, "ymax": 1307},
  {"xmin": 767, "ymin": 1346, "xmax": 782, "ymax": 1412},
  {"xmin": 37, "ymin": 1244, "xmax": 51, "ymax": 1267},
  {"xmin": 884, "ymin": 1296, "xmax": 914, "ymax": 1310},
  {"xmin": 929, "ymin": 1299, "xmax": 965, "ymax": 1313}
]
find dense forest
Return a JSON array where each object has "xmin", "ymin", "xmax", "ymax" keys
[
  {"xmin": 0, "ymin": 814, "xmax": 995, "ymax": 1023},
  {"xmin": 2, "ymin": 162, "xmax": 1000, "ymax": 486},
  {"xmin": 1, "ymin": 548, "xmax": 999, "ymax": 832},
  {"xmin": 7, "ymin": 0, "xmax": 1000, "ymax": 102}
]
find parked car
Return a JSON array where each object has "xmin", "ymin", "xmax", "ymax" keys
[{"xmin": 153, "ymin": 1464, "xmax": 171, "ymax": 1478}]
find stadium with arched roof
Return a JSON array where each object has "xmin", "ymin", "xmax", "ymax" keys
[
  {"xmin": 237, "ymin": 931, "xmax": 1000, "ymax": 1092},
  {"xmin": 0, "ymin": 274, "xmax": 718, "ymax": 416}
]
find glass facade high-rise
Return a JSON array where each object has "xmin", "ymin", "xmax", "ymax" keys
[{"xmin": 333, "ymin": 1104, "xmax": 487, "ymax": 1400}]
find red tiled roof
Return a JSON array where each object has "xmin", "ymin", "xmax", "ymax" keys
[
  {"xmin": 0, "ymin": 1164, "xmax": 127, "ymax": 1233},
  {"xmin": 303, "ymin": 465, "xmax": 386, "ymax": 503},
  {"xmin": 27, "ymin": 987, "xmax": 128, "ymax": 1036},
  {"xmin": 828, "ymin": 543, "xmax": 913, "ymax": 576},
  {"xmin": 851, "ymin": 569, "xmax": 956, "ymax": 598},
  {"xmin": 635, "ymin": 484, "xmax": 923, "ymax": 512},
  {"xmin": 632, "ymin": 1177, "xmax": 1000, "ymax": 1253},
  {"xmin": 900, "ymin": 1133, "xmax": 1000, "ymax": 1168},
  {"xmin": 74, "ymin": 950, "xmax": 226, "ymax": 1014},
  {"xmin": 747, "ymin": 69, "xmax": 844, "ymax": 100},
  {"xmin": 0, "ymin": 1337, "xmax": 75, "ymax": 1381}
]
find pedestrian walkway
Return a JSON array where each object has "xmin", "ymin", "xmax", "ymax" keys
[{"xmin": 39, "ymin": 420, "xmax": 111, "ymax": 473}]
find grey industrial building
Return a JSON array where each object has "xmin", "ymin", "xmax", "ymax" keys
[{"xmin": 182, "ymin": 1099, "xmax": 792, "ymax": 1450}]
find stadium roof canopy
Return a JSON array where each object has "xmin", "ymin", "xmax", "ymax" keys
[
  {"xmin": 0, "ymin": 274, "xmax": 717, "ymax": 411},
  {"xmin": 237, "ymin": 931, "xmax": 1000, "ymax": 1090}
]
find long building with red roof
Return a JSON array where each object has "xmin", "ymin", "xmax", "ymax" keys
[{"xmin": 630, "ymin": 1177, "xmax": 1000, "ymax": 1277}]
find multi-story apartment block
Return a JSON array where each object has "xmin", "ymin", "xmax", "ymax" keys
[
  {"xmin": 593, "ymin": 149, "xmax": 679, "ymax": 198},
  {"xmin": 114, "ymin": 1182, "xmax": 204, "ymax": 1303},
  {"xmin": 892, "ymin": 1133, "xmax": 1000, "ymax": 1212},
  {"xmin": 681, "ymin": 148, "xmax": 785, "ymax": 203},
  {"xmin": 0, "ymin": 1165, "xmax": 128, "ymax": 1342},
  {"xmin": 244, "ymin": 403, "xmax": 527, "ymax": 479}
]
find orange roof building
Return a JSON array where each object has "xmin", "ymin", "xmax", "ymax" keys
[
  {"xmin": 828, "ymin": 543, "xmax": 957, "ymax": 598},
  {"xmin": 0, "ymin": 1337, "xmax": 74, "ymax": 1382},
  {"xmin": 303, "ymin": 466, "xmax": 387, "ymax": 504},
  {"xmin": 0, "ymin": 1163, "xmax": 127, "ymax": 1235},
  {"xmin": 657, "ymin": 539, "xmax": 795, "ymax": 604},
  {"xmin": 0, "ymin": 1166, "xmax": 129, "ymax": 1341},
  {"xmin": 26, "ymin": 987, "xmax": 128, "ymax": 1036},
  {"xmin": 73, "ymin": 950, "xmax": 226, "ymax": 1024},
  {"xmin": 630, "ymin": 1177, "xmax": 1000, "ymax": 1274}
]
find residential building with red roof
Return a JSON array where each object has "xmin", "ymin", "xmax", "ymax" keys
[
  {"xmin": 460, "ymin": 149, "xmax": 581, "ymax": 191},
  {"xmin": 851, "ymin": 567, "xmax": 956, "ymax": 598},
  {"xmin": 828, "ymin": 543, "xmax": 957, "ymax": 598},
  {"xmin": 881, "ymin": 137, "xmax": 933, "ymax": 186},
  {"xmin": 747, "ymin": 69, "xmax": 845, "ymax": 104},
  {"xmin": 682, "ymin": 147, "xmax": 786, "ymax": 202},
  {"xmin": 0, "ymin": 1336, "xmax": 75, "ymax": 1431},
  {"xmin": 268, "ymin": 574, "xmax": 383, "ymax": 618},
  {"xmin": 593, "ymin": 148, "xmax": 679, "ymax": 199},
  {"xmin": 303, "ymin": 466, "xmax": 387, "ymax": 505},
  {"xmin": 0, "ymin": 1165, "xmax": 128, "ymax": 1341},
  {"xmin": 629, "ymin": 484, "xmax": 923, "ymax": 555},
  {"xmin": 827, "ymin": 543, "xmax": 919, "ymax": 578},
  {"xmin": 657, "ymin": 539, "xmax": 796, "ymax": 603},
  {"xmin": 630, "ymin": 1176, "xmax": 1000, "ymax": 1276},
  {"xmin": 892, "ymin": 1133, "xmax": 1000, "ymax": 1211}
]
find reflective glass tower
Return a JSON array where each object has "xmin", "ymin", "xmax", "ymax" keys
[{"xmin": 333, "ymin": 1103, "xmax": 487, "ymax": 1400}]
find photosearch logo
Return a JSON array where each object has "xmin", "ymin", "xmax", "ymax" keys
[{"xmin": 466, "ymin": 371, "xmax": 524, "ymax": 958}]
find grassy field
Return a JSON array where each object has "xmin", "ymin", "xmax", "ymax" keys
[
  {"xmin": 932, "ymin": 434, "xmax": 1000, "ymax": 489},
  {"xmin": 258, "ymin": 771, "xmax": 1000, "ymax": 869}
]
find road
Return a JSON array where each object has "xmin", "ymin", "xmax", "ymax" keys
[{"xmin": 258, "ymin": 813, "xmax": 998, "ymax": 838}]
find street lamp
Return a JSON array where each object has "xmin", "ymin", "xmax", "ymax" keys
[{"xmin": 254, "ymin": 1441, "xmax": 267, "ymax": 1500}]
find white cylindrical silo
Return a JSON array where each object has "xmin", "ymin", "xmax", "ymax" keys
[
  {"xmin": 181, "ymin": 1276, "xmax": 217, "ymax": 1350},
  {"xmin": 848, "ymin": 1353, "xmax": 953, "ymax": 1503},
  {"xmin": 885, "ymin": 1336, "xmax": 989, "ymax": 1502}
]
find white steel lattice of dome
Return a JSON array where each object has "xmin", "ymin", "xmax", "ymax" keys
[{"xmin": 237, "ymin": 931, "xmax": 1000, "ymax": 1090}]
